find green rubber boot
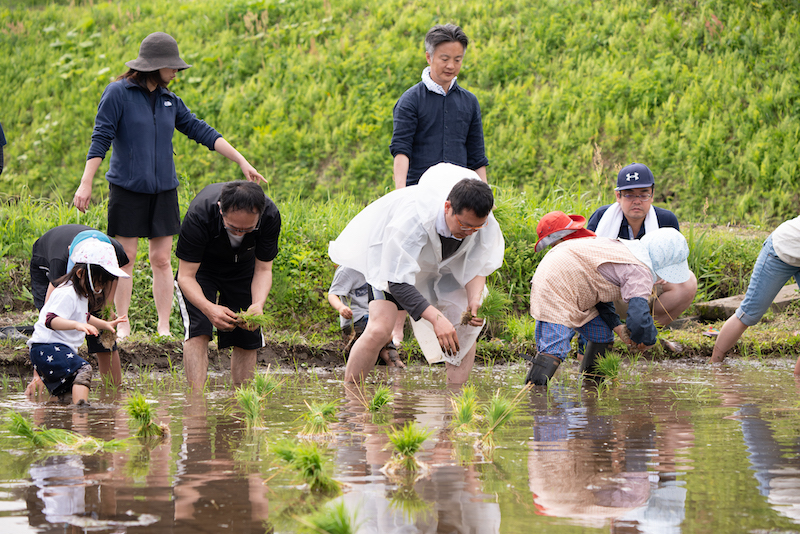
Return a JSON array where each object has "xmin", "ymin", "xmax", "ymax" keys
[
  {"xmin": 524, "ymin": 353, "xmax": 561, "ymax": 386},
  {"xmin": 580, "ymin": 341, "xmax": 611, "ymax": 376}
]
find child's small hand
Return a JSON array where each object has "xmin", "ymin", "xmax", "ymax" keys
[
  {"xmin": 77, "ymin": 323, "xmax": 99, "ymax": 336},
  {"xmin": 339, "ymin": 306, "xmax": 353, "ymax": 319},
  {"xmin": 24, "ymin": 374, "xmax": 45, "ymax": 397},
  {"xmin": 109, "ymin": 314, "xmax": 128, "ymax": 329}
]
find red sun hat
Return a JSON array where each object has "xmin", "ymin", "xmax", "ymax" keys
[{"xmin": 534, "ymin": 211, "xmax": 596, "ymax": 252}]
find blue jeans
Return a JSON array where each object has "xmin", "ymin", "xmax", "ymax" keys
[
  {"xmin": 535, "ymin": 315, "xmax": 615, "ymax": 361},
  {"xmin": 736, "ymin": 235, "xmax": 800, "ymax": 326}
]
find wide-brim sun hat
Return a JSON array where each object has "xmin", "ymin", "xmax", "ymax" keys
[
  {"xmin": 534, "ymin": 211, "xmax": 596, "ymax": 252},
  {"xmin": 619, "ymin": 227, "xmax": 691, "ymax": 284},
  {"xmin": 69, "ymin": 237, "xmax": 130, "ymax": 279},
  {"xmin": 125, "ymin": 32, "xmax": 191, "ymax": 72},
  {"xmin": 66, "ymin": 230, "xmax": 111, "ymax": 272}
]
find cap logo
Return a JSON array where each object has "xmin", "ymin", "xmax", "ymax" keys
[{"xmin": 626, "ymin": 172, "xmax": 640, "ymax": 182}]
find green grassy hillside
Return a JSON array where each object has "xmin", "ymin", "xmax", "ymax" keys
[{"xmin": 1, "ymin": 0, "xmax": 799, "ymax": 223}]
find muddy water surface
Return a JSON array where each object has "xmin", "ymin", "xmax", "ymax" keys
[{"xmin": 0, "ymin": 359, "xmax": 799, "ymax": 533}]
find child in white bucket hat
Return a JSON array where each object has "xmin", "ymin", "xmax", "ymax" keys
[{"xmin": 26, "ymin": 238, "xmax": 129, "ymax": 405}]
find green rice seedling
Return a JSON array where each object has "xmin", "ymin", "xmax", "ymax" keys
[
  {"xmin": 384, "ymin": 422, "xmax": 432, "ymax": 474},
  {"xmin": 6, "ymin": 412, "xmax": 126, "ymax": 453},
  {"xmin": 273, "ymin": 440, "xmax": 341, "ymax": 494},
  {"xmin": 479, "ymin": 385, "xmax": 531, "ymax": 451},
  {"xmin": 236, "ymin": 310, "xmax": 275, "ymax": 331},
  {"xmin": 345, "ymin": 381, "xmax": 392, "ymax": 413},
  {"xmin": 450, "ymin": 384, "xmax": 479, "ymax": 433},
  {"xmin": 0, "ymin": 373, "xmax": 10, "ymax": 391},
  {"xmin": 296, "ymin": 500, "xmax": 357, "ymax": 534},
  {"xmin": 234, "ymin": 386, "xmax": 263, "ymax": 428},
  {"xmin": 388, "ymin": 483, "xmax": 434, "ymax": 522},
  {"xmin": 125, "ymin": 393, "xmax": 168, "ymax": 439},
  {"xmin": 594, "ymin": 352, "xmax": 622, "ymax": 380},
  {"xmin": 368, "ymin": 384, "xmax": 392, "ymax": 412},
  {"xmin": 299, "ymin": 399, "xmax": 339, "ymax": 437},
  {"xmin": 668, "ymin": 381, "xmax": 714, "ymax": 403},
  {"xmin": 252, "ymin": 367, "xmax": 282, "ymax": 397}
]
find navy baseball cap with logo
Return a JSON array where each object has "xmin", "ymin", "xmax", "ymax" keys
[{"xmin": 615, "ymin": 162, "xmax": 655, "ymax": 191}]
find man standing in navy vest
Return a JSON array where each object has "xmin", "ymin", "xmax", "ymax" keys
[{"xmin": 390, "ymin": 24, "xmax": 488, "ymax": 188}]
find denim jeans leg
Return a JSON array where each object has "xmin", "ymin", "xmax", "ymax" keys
[{"xmin": 736, "ymin": 235, "xmax": 800, "ymax": 326}]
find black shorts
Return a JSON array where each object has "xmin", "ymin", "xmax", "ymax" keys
[
  {"xmin": 30, "ymin": 260, "xmax": 50, "ymax": 310},
  {"xmin": 175, "ymin": 265, "xmax": 264, "ymax": 350},
  {"xmin": 107, "ymin": 183, "xmax": 180, "ymax": 239},
  {"xmin": 367, "ymin": 285, "xmax": 405, "ymax": 311}
]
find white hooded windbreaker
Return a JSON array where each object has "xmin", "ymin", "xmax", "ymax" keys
[{"xmin": 328, "ymin": 163, "xmax": 505, "ymax": 364}]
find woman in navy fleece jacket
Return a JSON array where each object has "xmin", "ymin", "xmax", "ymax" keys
[{"xmin": 73, "ymin": 32, "xmax": 265, "ymax": 338}]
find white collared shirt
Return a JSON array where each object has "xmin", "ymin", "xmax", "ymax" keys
[{"xmin": 421, "ymin": 66, "xmax": 456, "ymax": 96}]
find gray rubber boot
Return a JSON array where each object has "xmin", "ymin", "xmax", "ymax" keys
[
  {"xmin": 580, "ymin": 341, "xmax": 611, "ymax": 376},
  {"xmin": 524, "ymin": 353, "xmax": 561, "ymax": 386}
]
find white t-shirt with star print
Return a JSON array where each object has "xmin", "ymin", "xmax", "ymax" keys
[{"xmin": 27, "ymin": 282, "xmax": 90, "ymax": 353}]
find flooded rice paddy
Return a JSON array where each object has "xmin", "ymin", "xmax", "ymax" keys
[{"xmin": 0, "ymin": 358, "xmax": 799, "ymax": 533}]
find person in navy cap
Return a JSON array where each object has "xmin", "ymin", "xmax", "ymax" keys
[{"xmin": 586, "ymin": 163, "xmax": 697, "ymax": 331}]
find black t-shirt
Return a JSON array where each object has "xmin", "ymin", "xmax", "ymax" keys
[
  {"xmin": 176, "ymin": 182, "xmax": 281, "ymax": 273},
  {"xmin": 31, "ymin": 224, "xmax": 130, "ymax": 283}
]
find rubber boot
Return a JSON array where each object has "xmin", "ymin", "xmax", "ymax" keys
[
  {"xmin": 580, "ymin": 341, "xmax": 611, "ymax": 376},
  {"xmin": 524, "ymin": 353, "xmax": 561, "ymax": 386}
]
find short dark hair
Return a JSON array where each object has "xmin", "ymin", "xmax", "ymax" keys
[
  {"xmin": 447, "ymin": 179, "xmax": 493, "ymax": 218},
  {"xmin": 219, "ymin": 181, "xmax": 267, "ymax": 215},
  {"xmin": 425, "ymin": 24, "xmax": 469, "ymax": 55}
]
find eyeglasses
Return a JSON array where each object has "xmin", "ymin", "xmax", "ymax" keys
[
  {"xmin": 621, "ymin": 193, "xmax": 653, "ymax": 200},
  {"xmin": 453, "ymin": 212, "xmax": 488, "ymax": 231},
  {"xmin": 220, "ymin": 211, "xmax": 259, "ymax": 234}
]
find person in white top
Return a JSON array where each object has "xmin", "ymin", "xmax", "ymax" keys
[
  {"xmin": 711, "ymin": 215, "xmax": 800, "ymax": 374},
  {"xmin": 26, "ymin": 238, "xmax": 129, "ymax": 405}
]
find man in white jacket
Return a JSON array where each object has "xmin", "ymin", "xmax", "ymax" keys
[{"xmin": 329, "ymin": 163, "xmax": 504, "ymax": 384}]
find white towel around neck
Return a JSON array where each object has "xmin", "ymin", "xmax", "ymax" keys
[{"xmin": 594, "ymin": 203, "xmax": 659, "ymax": 239}]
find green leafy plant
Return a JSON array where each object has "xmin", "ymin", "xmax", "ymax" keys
[
  {"xmin": 296, "ymin": 500, "xmax": 357, "ymax": 534},
  {"xmin": 126, "ymin": 393, "xmax": 168, "ymax": 439},
  {"xmin": 234, "ymin": 386, "xmax": 263, "ymax": 429},
  {"xmin": 274, "ymin": 440, "xmax": 341, "ymax": 494},
  {"xmin": 384, "ymin": 422, "xmax": 432, "ymax": 474},
  {"xmin": 479, "ymin": 385, "xmax": 531, "ymax": 451},
  {"xmin": 450, "ymin": 384, "xmax": 479, "ymax": 433},
  {"xmin": 6, "ymin": 411, "xmax": 126, "ymax": 453},
  {"xmin": 299, "ymin": 399, "xmax": 339, "ymax": 437},
  {"xmin": 594, "ymin": 352, "xmax": 622, "ymax": 380}
]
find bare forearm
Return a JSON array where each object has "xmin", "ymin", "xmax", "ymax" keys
[
  {"xmin": 49, "ymin": 316, "xmax": 84, "ymax": 331},
  {"xmin": 249, "ymin": 261, "xmax": 273, "ymax": 311},
  {"xmin": 465, "ymin": 276, "xmax": 486, "ymax": 307},
  {"xmin": 475, "ymin": 166, "xmax": 487, "ymax": 183},
  {"xmin": 214, "ymin": 137, "xmax": 247, "ymax": 166},
  {"xmin": 393, "ymin": 154, "xmax": 409, "ymax": 189}
]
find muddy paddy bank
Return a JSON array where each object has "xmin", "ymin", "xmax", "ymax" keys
[{"xmin": 1, "ymin": 310, "xmax": 799, "ymax": 384}]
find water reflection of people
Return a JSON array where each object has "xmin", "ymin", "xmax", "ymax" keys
[
  {"xmin": 172, "ymin": 392, "xmax": 270, "ymax": 531},
  {"xmin": 335, "ymin": 384, "xmax": 501, "ymax": 533},
  {"xmin": 527, "ymin": 385, "xmax": 693, "ymax": 531},
  {"xmin": 714, "ymin": 372, "xmax": 800, "ymax": 524}
]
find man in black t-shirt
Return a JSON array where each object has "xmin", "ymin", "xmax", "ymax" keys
[{"xmin": 176, "ymin": 181, "xmax": 281, "ymax": 389}]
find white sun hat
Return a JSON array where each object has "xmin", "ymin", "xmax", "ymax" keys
[
  {"xmin": 69, "ymin": 237, "xmax": 130, "ymax": 279},
  {"xmin": 619, "ymin": 227, "xmax": 691, "ymax": 284}
]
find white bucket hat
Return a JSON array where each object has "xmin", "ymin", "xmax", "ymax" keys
[
  {"xmin": 69, "ymin": 238, "xmax": 130, "ymax": 279},
  {"xmin": 619, "ymin": 227, "xmax": 691, "ymax": 284}
]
